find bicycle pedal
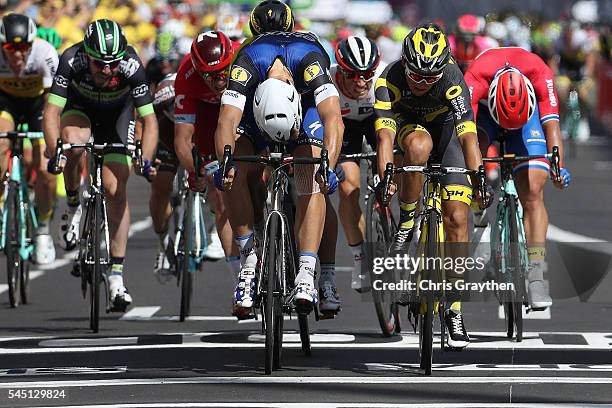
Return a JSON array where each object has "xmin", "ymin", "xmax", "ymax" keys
[
  {"xmin": 294, "ymin": 300, "xmax": 313, "ymax": 315},
  {"xmin": 71, "ymin": 263, "xmax": 81, "ymax": 277},
  {"xmin": 318, "ymin": 310, "xmax": 338, "ymax": 320}
]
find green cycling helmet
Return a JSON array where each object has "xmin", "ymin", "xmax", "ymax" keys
[{"xmin": 37, "ymin": 27, "xmax": 61, "ymax": 50}]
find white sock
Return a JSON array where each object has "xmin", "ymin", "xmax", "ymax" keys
[
  {"xmin": 319, "ymin": 263, "xmax": 335, "ymax": 286},
  {"xmin": 108, "ymin": 274, "xmax": 123, "ymax": 291},
  {"xmin": 234, "ymin": 232, "xmax": 257, "ymax": 269},
  {"xmin": 226, "ymin": 255, "xmax": 241, "ymax": 284},
  {"xmin": 296, "ymin": 253, "xmax": 317, "ymax": 285}
]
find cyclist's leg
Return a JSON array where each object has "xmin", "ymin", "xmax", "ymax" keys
[
  {"xmin": 149, "ymin": 115, "xmax": 176, "ymax": 280},
  {"xmin": 509, "ymin": 108, "xmax": 551, "ymax": 308},
  {"xmin": 437, "ymin": 120, "xmax": 473, "ymax": 348},
  {"xmin": 292, "ymin": 103, "xmax": 329, "ymax": 307},
  {"xmin": 391, "ymin": 120, "xmax": 432, "ymax": 251},
  {"xmin": 0, "ymin": 94, "xmax": 17, "ymax": 197}
]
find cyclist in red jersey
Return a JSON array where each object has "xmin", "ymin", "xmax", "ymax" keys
[
  {"xmin": 172, "ymin": 31, "xmax": 242, "ymax": 286},
  {"xmin": 464, "ymin": 47, "xmax": 571, "ymax": 310}
]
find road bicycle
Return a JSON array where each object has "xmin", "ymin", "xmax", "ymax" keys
[
  {"xmin": 379, "ymin": 161, "xmax": 487, "ymax": 375},
  {"xmin": 52, "ymin": 139, "xmax": 140, "ymax": 333},
  {"xmin": 220, "ymin": 144, "xmax": 327, "ymax": 374},
  {"xmin": 0, "ymin": 130, "xmax": 43, "ymax": 308},
  {"xmin": 561, "ymin": 89, "xmax": 581, "ymax": 159},
  {"xmin": 483, "ymin": 140, "xmax": 561, "ymax": 342},
  {"xmin": 169, "ymin": 149, "xmax": 215, "ymax": 321},
  {"xmin": 338, "ymin": 150, "xmax": 400, "ymax": 337}
]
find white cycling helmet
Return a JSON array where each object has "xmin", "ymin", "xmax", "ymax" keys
[{"xmin": 253, "ymin": 78, "xmax": 302, "ymax": 143}]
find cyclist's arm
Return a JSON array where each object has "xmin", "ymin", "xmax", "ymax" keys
[
  {"xmin": 42, "ymin": 98, "xmax": 63, "ymax": 156},
  {"xmin": 43, "ymin": 46, "xmax": 73, "ymax": 155},
  {"xmin": 214, "ymin": 102, "xmax": 242, "ymax": 161},
  {"xmin": 138, "ymin": 112, "xmax": 158, "ymax": 161},
  {"xmin": 543, "ymin": 120, "xmax": 564, "ymax": 164},
  {"xmin": 174, "ymin": 122, "xmax": 196, "ymax": 172},
  {"xmin": 316, "ymin": 93, "xmax": 343, "ymax": 168},
  {"xmin": 373, "ymin": 72, "xmax": 397, "ymax": 179}
]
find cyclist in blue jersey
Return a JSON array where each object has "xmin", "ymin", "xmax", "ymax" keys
[{"xmin": 214, "ymin": 23, "xmax": 344, "ymax": 319}]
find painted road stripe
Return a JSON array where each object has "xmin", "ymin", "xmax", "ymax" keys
[
  {"xmin": 497, "ymin": 305, "xmax": 551, "ymax": 320},
  {"xmin": 0, "ymin": 271, "xmax": 44, "ymax": 295},
  {"xmin": 1, "ymin": 376, "xmax": 612, "ymax": 388},
  {"xmin": 365, "ymin": 363, "xmax": 612, "ymax": 372},
  {"xmin": 23, "ymin": 404, "xmax": 612, "ymax": 408},
  {"xmin": 119, "ymin": 307, "xmax": 161, "ymax": 320},
  {"xmin": 0, "ymin": 332, "xmax": 609, "ymax": 354}
]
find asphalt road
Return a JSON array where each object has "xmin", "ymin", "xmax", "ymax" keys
[{"xmin": 0, "ymin": 136, "xmax": 611, "ymax": 407}]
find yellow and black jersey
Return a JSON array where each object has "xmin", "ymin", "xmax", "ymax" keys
[{"xmin": 373, "ymin": 59, "xmax": 476, "ymax": 138}]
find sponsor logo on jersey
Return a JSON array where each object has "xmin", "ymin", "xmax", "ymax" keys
[
  {"xmin": 121, "ymin": 58, "xmax": 140, "ymax": 78},
  {"xmin": 445, "ymin": 85, "xmax": 462, "ymax": 100},
  {"xmin": 304, "ymin": 61, "xmax": 323, "ymax": 83},
  {"xmin": 545, "ymin": 79, "xmax": 557, "ymax": 107},
  {"xmin": 230, "ymin": 65, "xmax": 251, "ymax": 86},
  {"xmin": 531, "ymin": 129, "xmax": 541, "ymax": 137},
  {"xmin": 175, "ymin": 94, "xmax": 185, "ymax": 110},
  {"xmin": 55, "ymin": 74, "xmax": 69, "ymax": 88},
  {"xmin": 132, "ymin": 84, "xmax": 149, "ymax": 98}
]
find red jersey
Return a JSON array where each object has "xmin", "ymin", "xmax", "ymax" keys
[{"xmin": 464, "ymin": 47, "xmax": 560, "ymax": 124}]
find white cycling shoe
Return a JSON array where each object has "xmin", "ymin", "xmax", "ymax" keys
[
  {"xmin": 205, "ymin": 228, "xmax": 224, "ymax": 260},
  {"xmin": 232, "ymin": 266, "xmax": 257, "ymax": 319},
  {"xmin": 109, "ymin": 284, "xmax": 132, "ymax": 312},
  {"xmin": 58, "ymin": 205, "xmax": 82, "ymax": 250},
  {"xmin": 292, "ymin": 279, "xmax": 318, "ymax": 312},
  {"xmin": 33, "ymin": 233, "xmax": 56, "ymax": 264},
  {"xmin": 319, "ymin": 280, "xmax": 341, "ymax": 316}
]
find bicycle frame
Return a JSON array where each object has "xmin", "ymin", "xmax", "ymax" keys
[{"xmin": 173, "ymin": 172, "xmax": 207, "ymax": 272}]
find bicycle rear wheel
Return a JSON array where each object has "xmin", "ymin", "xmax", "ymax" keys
[
  {"xmin": 90, "ymin": 195, "xmax": 102, "ymax": 333},
  {"xmin": 365, "ymin": 193, "xmax": 399, "ymax": 337},
  {"xmin": 507, "ymin": 198, "xmax": 524, "ymax": 342},
  {"xmin": 419, "ymin": 212, "xmax": 438, "ymax": 376},
  {"xmin": 5, "ymin": 187, "xmax": 20, "ymax": 308},
  {"xmin": 180, "ymin": 192, "xmax": 194, "ymax": 322},
  {"xmin": 19, "ymin": 200, "xmax": 34, "ymax": 304}
]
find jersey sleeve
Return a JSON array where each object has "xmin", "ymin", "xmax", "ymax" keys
[
  {"xmin": 47, "ymin": 46, "xmax": 76, "ymax": 109},
  {"xmin": 39, "ymin": 41, "xmax": 59, "ymax": 90},
  {"xmin": 123, "ymin": 47, "xmax": 154, "ymax": 117},
  {"xmin": 442, "ymin": 64, "xmax": 476, "ymax": 137},
  {"xmin": 373, "ymin": 64, "xmax": 400, "ymax": 134},
  {"xmin": 524, "ymin": 53, "xmax": 560, "ymax": 124},
  {"xmin": 222, "ymin": 51, "xmax": 260, "ymax": 112},
  {"xmin": 463, "ymin": 64, "xmax": 490, "ymax": 120},
  {"xmin": 174, "ymin": 63, "xmax": 198, "ymax": 124}
]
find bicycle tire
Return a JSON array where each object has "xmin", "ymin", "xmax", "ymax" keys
[
  {"xmin": 90, "ymin": 194, "xmax": 102, "ymax": 333},
  {"xmin": 298, "ymin": 313, "xmax": 311, "ymax": 356},
  {"xmin": 180, "ymin": 191, "xmax": 194, "ymax": 322},
  {"xmin": 507, "ymin": 198, "xmax": 523, "ymax": 342},
  {"xmin": 263, "ymin": 213, "xmax": 281, "ymax": 374},
  {"xmin": 365, "ymin": 193, "xmax": 399, "ymax": 337},
  {"xmin": 19, "ymin": 200, "xmax": 34, "ymax": 304},
  {"xmin": 419, "ymin": 211, "xmax": 438, "ymax": 376},
  {"xmin": 5, "ymin": 187, "xmax": 20, "ymax": 308}
]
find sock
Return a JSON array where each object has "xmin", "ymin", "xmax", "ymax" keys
[
  {"xmin": 66, "ymin": 189, "xmax": 80, "ymax": 208},
  {"xmin": 527, "ymin": 247, "xmax": 546, "ymax": 281},
  {"xmin": 235, "ymin": 232, "xmax": 257, "ymax": 269},
  {"xmin": 226, "ymin": 255, "xmax": 241, "ymax": 284},
  {"xmin": 319, "ymin": 263, "xmax": 335, "ymax": 286},
  {"xmin": 399, "ymin": 200, "xmax": 417, "ymax": 230},
  {"xmin": 350, "ymin": 242, "xmax": 365, "ymax": 289},
  {"xmin": 109, "ymin": 257, "xmax": 125, "ymax": 289},
  {"xmin": 37, "ymin": 209, "xmax": 53, "ymax": 235},
  {"xmin": 296, "ymin": 252, "xmax": 318, "ymax": 284},
  {"xmin": 158, "ymin": 232, "xmax": 169, "ymax": 250},
  {"xmin": 448, "ymin": 278, "xmax": 462, "ymax": 312}
]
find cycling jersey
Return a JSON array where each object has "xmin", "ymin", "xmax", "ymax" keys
[
  {"xmin": 48, "ymin": 42, "xmax": 154, "ymax": 118},
  {"xmin": 146, "ymin": 56, "xmax": 179, "ymax": 88},
  {"xmin": 448, "ymin": 34, "xmax": 498, "ymax": 71},
  {"xmin": 331, "ymin": 62, "xmax": 386, "ymax": 122},
  {"xmin": 0, "ymin": 38, "xmax": 58, "ymax": 98},
  {"xmin": 464, "ymin": 47, "xmax": 560, "ymax": 124},
  {"xmin": 153, "ymin": 73, "xmax": 178, "ymax": 172},
  {"xmin": 220, "ymin": 31, "xmax": 339, "ymax": 151},
  {"xmin": 374, "ymin": 60, "xmax": 476, "ymax": 137}
]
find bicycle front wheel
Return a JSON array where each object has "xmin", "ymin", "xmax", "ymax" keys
[
  {"xmin": 365, "ymin": 193, "xmax": 399, "ymax": 337},
  {"xmin": 90, "ymin": 194, "xmax": 105, "ymax": 333},
  {"xmin": 4, "ymin": 187, "xmax": 20, "ymax": 308},
  {"xmin": 20, "ymin": 200, "xmax": 35, "ymax": 304},
  {"xmin": 507, "ymin": 198, "xmax": 524, "ymax": 342},
  {"xmin": 180, "ymin": 192, "xmax": 194, "ymax": 322},
  {"xmin": 419, "ymin": 212, "xmax": 439, "ymax": 376}
]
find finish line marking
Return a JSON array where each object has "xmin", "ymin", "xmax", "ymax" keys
[{"xmin": 20, "ymin": 404, "xmax": 612, "ymax": 408}]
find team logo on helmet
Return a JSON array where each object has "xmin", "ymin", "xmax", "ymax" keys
[
  {"xmin": 412, "ymin": 27, "xmax": 447, "ymax": 59},
  {"xmin": 304, "ymin": 61, "xmax": 323, "ymax": 83},
  {"xmin": 230, "ymin": 65, "xmax": 252, "ymax": 86}
]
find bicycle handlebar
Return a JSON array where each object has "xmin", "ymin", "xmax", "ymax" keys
[
  {"xmin": 0, "ymin": 131, "xmax": 44, "ymax": 139},
  {"xmin": 221, "ymin": 144, "xmax": 327, "ymax": 168},
  {"xmin": 482, "ymin": 145, "xmax": 562, "ymax": 182}
]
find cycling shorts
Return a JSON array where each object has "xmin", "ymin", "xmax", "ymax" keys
[
  {"xmin": 477, "ymin": 103, "xmax": 549, "ymax": 173},
  {"xmin": 341, "ymin": 115, "xmax": 377, "ymax": 160},
  {"xmin": 156, "ymin": 114, "xmax": 178, "ymax": 172},
  {"xmin": 0, "ymin": 92, "xmax": 45, "ymax": 145},
  {"xmin": 395, "ymin": 114, "xmax": 472, "ymax": 205}
]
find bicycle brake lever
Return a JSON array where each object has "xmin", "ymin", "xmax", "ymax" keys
[
  {"xmin": 52, "ymin": 139, "xmax": 64, "ymax": 174},
  {"xmin": 381, "ymin": 162, "xmax": 394, "ymax": 207},
  {"xmin": 135, "ymin": 140, "xmax": 144, "ymax": 171},
  {"xmin": 551, "ymin": 146, "xmax": 561, "ymax": 183},
  {"xmin": 320, "ymin": 148, "xmax": 329, "ymax": 188},
  {"xmin": 192, "ymin": 146, "xmax": 201, "ymax": 181},
  {"xmin": 222, "ymin": 144, "xmax": 233, "ymax": 179},
  {"xmin": 478, "ymin": 164, "xmax": 489, "ymax": 208}
]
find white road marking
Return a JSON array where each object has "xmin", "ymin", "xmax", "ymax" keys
[
  {"xmin": 365, "ymin": 363, "xmax": 612, "ymax": 372},
  {"xmin": 497, "ymin": 305, "xmax": 551, "ymax": 320},
  {"xmin": 547, "ymin": 224, "xmax": 608, "ymax": 244},
  {"xmin": 0, "ymin": 332, "xmax": 609, "ymax": 354},
  {"xmin": 0, "ymin": 376, "xmax": 611, "ymax": 388},
  {"xmin": 119, "ymin": 307, "xmax": 161, "ymax": 320},
  {"xmin": 0, "ymin": 271, "xmax": 44, "ymax": 295},
  {"xmin": 22, "ymin": 404, "xmax": 612, "ymax": 408}
]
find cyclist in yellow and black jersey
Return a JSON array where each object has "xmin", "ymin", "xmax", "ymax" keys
[{"xmin": 374, "ymin": 23, "xmax": 484, "ymax": 349}]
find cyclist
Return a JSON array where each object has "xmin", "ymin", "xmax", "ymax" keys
[
  {"xmin": 331, "ymin": 35, "xmax": 386, "ymax": 292},
  {"xmin": 215, "ymin": 26, "xmax": 344, "ymax": 319},
  {"xmin": 448, "ymin": 14, "xmax": 498, "ymax": 72},
  {"xmin": 146, "ymin": 31, "xmax": 181, "ymax": 91},
  {"xmin": 464, "ymin": 47, "xmax": 571, "ymax": 310},
  {"xmin": 171, "ymin": 30, "xmax": 241, "ymax": 284},
  {"xmin": 0, "ymin": 14, "xmax": 59, "ymax": 265},
  {"xmin": 375, "ymin": 23, "xmax": 485, "ymax": 348},
  {"xmin": 36, "ymin": 27, "xmax": 61, "ymax": 51},
  {"xmin": 43, "ymin": 19, "xmax": 158, "ymax": 311}
]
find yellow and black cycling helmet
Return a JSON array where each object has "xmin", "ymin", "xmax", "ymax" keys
[
  {"xmin": 402, "ymin": 23, "xmax": 451, "ymax": 76},
  {"xmin": 249, "ymin": 0, "xmax": 294, "ymax": 36}
]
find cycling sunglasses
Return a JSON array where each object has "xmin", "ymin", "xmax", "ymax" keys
[
  {"xmin": 340, "ymin": 67, "xmax": 376, "ymax": 81},
  {"xmin": 2, "ymin": 43, "xmax": 31, "ymax": 53},
  {"xmin": 404, "ymin": 66, "xmax": 443, "ymax": 85},
  {"xmin": 90, "ymin": 57, "xmax": 122, "ymax": 70},
  {"xmin": 202, "ymin": 68, "xmax": 229, "ymax": 82}
]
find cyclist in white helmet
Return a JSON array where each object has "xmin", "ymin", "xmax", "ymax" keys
[{"xmin": 253, "ymin": 78, "xmax": 302, "ymax": 143}]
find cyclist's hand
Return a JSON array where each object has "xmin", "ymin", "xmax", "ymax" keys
[
  {"xmin": 374, "ymin": 180, "xmax": 396, "ymax": 205},
  {"xmin": 188, "ymin": 170, "xmax": 207, "ymax": 192},
  {"xmin": 213, "ymin": 165, "xmax": 236, "ymax": 191},
  {"xmin": 135, "ymin": 158, "xmax": 160, "ymax": 182},
  {"xmin": 315, "ymin": 168, "xmax": 339, "ymax": 194},
  {"xmin": 552, "ymin": 167, "xmax": 571, "ymax": 189},
  {"xmin": 46, "ymin": 153, "xmax": 66, "ymax": 175},
  {"xmin": 472, "ymin": 184, "xmax": 494, "ymax": 210}
]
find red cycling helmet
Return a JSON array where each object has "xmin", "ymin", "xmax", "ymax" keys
[
  {"xmin": 457, "ymin": 14, "xmax": 481, "ymax": 39},
  {"xmin": 488, "ymin": 67, "xmax": 536, "ymax": 130},
  {"xmin": 190, "ymin": 30, "xmax": 234, "ymax": 75}
]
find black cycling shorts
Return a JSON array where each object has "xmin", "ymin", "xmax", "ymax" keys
[
  {"xmin": 0, "ymin": 92, "xmax": 44, "ymax": 132},
  {"xmin": 341, "ymin": 115, "xmax": 377, "ymax": 160}
]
